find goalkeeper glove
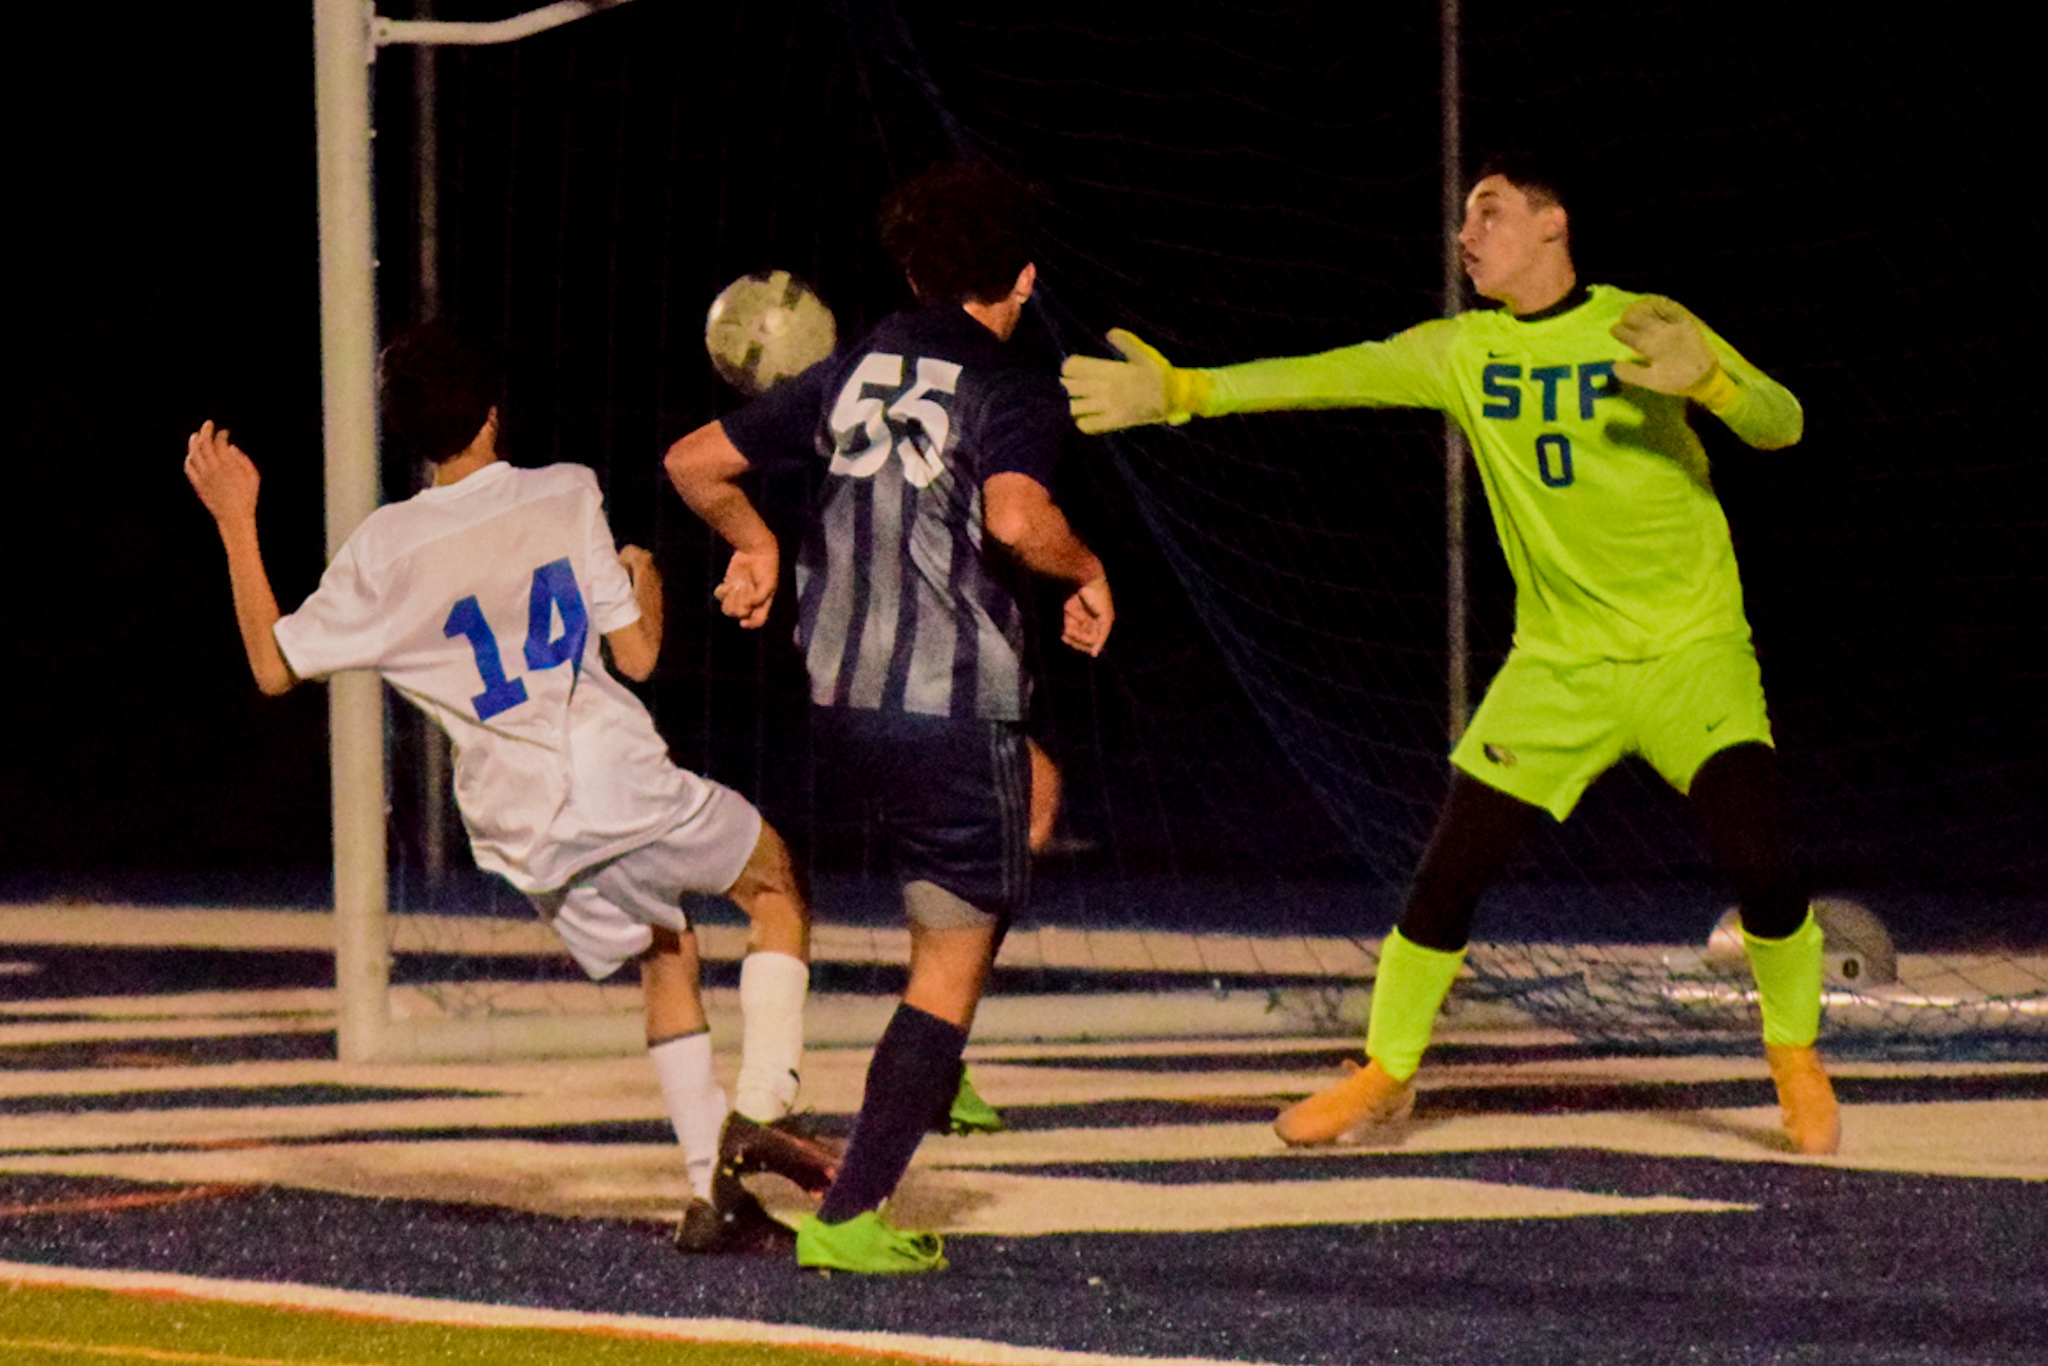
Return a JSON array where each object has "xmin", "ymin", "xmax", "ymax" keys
[
  {"xmin": 1609, "ymin": 296, "xmax": 1739, "ymax": 411},
  {"xmin": 1060, "ymin": 329, "xmax": 1212, "ymax": 434}
]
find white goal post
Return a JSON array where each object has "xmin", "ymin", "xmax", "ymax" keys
[{"xmin": 313, "ymin": 0, "xmax": 642, "ymax": 1063}]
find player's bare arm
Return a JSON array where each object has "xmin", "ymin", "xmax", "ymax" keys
[
  {"xmin": 183, "ymin": 420, "xmax": 298, "ymax": 696},
  {"xmin": 604, "ymin": 545, "xmax": 663, "ymax": 681},
  {"xmin": 982, "ymin": 471, "xmax": 1113, "ymax": 657},
  {"xmin": 663, "ymin": 421, "xmax": 781, "ymax": 629}
]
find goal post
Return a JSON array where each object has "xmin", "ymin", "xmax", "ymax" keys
[
  {"xmin": 313, "ymin": 0, "xmax": 643, "ymax": 1064},
  {"xmin": 313, "ymin": 0, "xmax": 385, "ymax": 1064}
]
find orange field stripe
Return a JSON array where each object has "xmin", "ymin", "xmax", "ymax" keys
[
  {"xmin": 0, "ymin": 1335, "xmax": 374, "ymax": 1366},
  {"xmin": 0, "ymin": 1184, "xmax": 253, "ymax": 1220}
]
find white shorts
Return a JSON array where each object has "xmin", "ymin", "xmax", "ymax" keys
[{"xmin": 527, "ymin": 782, "xmax": 764, "ymax": 979}]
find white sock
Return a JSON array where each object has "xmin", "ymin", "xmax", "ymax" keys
[
  {"xmin": 734, "ymin": 951, "xmax": 808, "ymax": 1121},
  {"xmin": 648, "ymin": 1030, "xmax": 728, "ymax": 1201}
]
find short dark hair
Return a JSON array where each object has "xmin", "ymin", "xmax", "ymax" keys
[
  {"xmin": 379, "ymin": 322, "xmax": 496, "ymax": 465},
  {"xmin": 1473, "ymin": 150, "xmax": 1571, "ymax": 215},
  {"xmin": 877, "ymin": 160, "xmax": 1039, "ymax": 305}
]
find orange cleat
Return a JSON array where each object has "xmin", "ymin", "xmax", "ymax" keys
[
  {"xmin": 1274, "ymin": 1058, "xmax": 1416, "ymax": 1147},
  {"xmin": 1766, "ymin": 1043, "xmax": 1841, "ymax": 1155}
]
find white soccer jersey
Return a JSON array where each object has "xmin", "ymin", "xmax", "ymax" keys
[{"xmin": 273, "ymin": 461, "xmax": 708, "ymax": 892}]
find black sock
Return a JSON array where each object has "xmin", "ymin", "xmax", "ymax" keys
[
  {"xmin": 927, "ymin": 1059, "xmax": 966, "ymax": 1133},
  {"xmin": 1398, "ymin": 774, "xmax": 1544, "ymax": 952},
  {"xmin": 1690, "ymin": 742, "xmax": 1810, "ymax": 941},
  {"xmin": 817, "ymin": 1003, "xmax": 967, "ymax": 1224}
]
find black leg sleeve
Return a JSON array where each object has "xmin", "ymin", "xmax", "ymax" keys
[
  {"xmin": 1396, "ymin": 773, "xmax": 1546, "ymax": 953},
  {"xmin": 817, "ymin": 1003, "xmax": 967, "ymax": 1223},
  {"xmin": 1688, "ymin": 741, "xmax": 1811, "ymax": 942}
]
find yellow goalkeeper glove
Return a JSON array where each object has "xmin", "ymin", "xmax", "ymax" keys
[
  {"xmin": 1060, "ymin": 329, "xmax": 1212, "ymax": 434},
  {"xmin": 1609, "ymin": 296, "xmax": 1739, "ymax": 411}
]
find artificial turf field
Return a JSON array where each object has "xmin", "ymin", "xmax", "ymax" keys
[
  {"xmin": 1, "ymin": 1279, "xmax": 937, "ymax": 1366},
  {"xmin": 3, "ymin": 908, "xmax": 2046, "ymax": 1365}
]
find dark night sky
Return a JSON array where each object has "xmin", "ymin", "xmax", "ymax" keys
[{"xmin": 5, "ymin": 2, "xmax": 2042, "ymax": 939}]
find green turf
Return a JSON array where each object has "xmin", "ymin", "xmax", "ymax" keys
[{"xmin": 0, "ymin": 1281, "xmax": 935, "ymax": 1365}]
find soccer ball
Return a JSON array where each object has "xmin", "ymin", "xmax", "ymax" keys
[
  {"xmin": 1703, "ymin": 897, "xmax": 1897, "ymax": 987},
  {"xmin": 704, "ymin": 269, "xmax": 837, "ymax": 396}
]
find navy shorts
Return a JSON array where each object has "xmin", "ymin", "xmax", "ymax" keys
[{"xmin": 813, "ymin": 706, "xmax": 1030, "ymax": 921}]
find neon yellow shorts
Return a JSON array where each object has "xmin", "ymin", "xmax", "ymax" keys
[{"xmin": 1450, "ymin": 634, "xmax": 1774, "ymax": 821}]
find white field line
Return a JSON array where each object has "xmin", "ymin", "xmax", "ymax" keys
[
  {"xmin": 0, "ymin": 904, "xmax": 1375, "ymax": 974},
  {"xmin": 10, "ymin": 903, "xmax": 2041, "ymax": 988}
]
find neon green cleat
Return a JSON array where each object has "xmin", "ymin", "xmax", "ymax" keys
[
  {"xmin": 947, "ymin": 1068, "xmax": 1005, "ymax": 1134},
  {"xmin": 795, "ymin": 1211, "xmax": 947, "ymax": 1273}
]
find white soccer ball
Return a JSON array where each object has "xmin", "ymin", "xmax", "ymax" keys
[{"xmin": 704, "ymin": 269, "xmax": 837, "ymax": 397}]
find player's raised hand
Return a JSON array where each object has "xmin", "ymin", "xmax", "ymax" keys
[
  {"xmin": 1061, "ymin": 329, "xmax": 1207, "ymax": 434},
  {"xmin": 1610, "ymin": 297, "xmax": 1721, "ymax": 396},
  {"xmin": 1061, "ymin": 576, "xmax": 1113, "ymax": 657},
  {"xmin": 184, "ymin": 420, "xmax": 261, "ymax": 526},
  {"xmin": 714, "ymin": 545, "xmax": 778, "ymax": 629}
]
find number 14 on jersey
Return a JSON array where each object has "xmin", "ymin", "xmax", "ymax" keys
[{"xmin": 444, "ymin": 558, "xmax": 589, "ymax": 720}]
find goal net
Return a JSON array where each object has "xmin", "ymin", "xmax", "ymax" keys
[{"xmin": 336, "ymin": 0, "xmax": 2044, "ymax": 1059}]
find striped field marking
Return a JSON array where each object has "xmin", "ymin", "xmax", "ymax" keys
[
  {"xmin": 0, "ymin": 1260, "xmax": 1287, "ymax": 1366},
  {"xmin": 0, "ymin": 1184, "xmax": 252, "ymax": 1220}
]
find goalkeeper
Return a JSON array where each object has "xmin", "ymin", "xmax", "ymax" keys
[{"xmin": 1062, "ymin": 155, "xmax": 1839, "ymax": 1156}]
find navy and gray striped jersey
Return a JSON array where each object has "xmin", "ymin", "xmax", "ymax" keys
[{"xmin": 722, "ymin": 304, "xmax": 1064, "ymax": 721}]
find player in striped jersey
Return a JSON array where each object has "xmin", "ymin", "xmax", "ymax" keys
[
  {"xmin": 667, "ymin": 161, "xmax": 1114, "ymax": 1271},
  {"xmin": 1061, "ymin": 154, "xmax": 1839, "ymax": 1157},
  {"xmin": 184, "ymin": 325, "xmax": 836, "ymax": 1254}
]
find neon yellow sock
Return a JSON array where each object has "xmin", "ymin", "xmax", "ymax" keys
[
  {"xmin": 1743, "ymin": 907, "xmax": 1824, "ymax": 1047},
  {"xmin": 1365, "ymin": 928, "xmax": 1467, "ymax": 1082}
]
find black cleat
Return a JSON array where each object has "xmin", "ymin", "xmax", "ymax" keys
[
  {"xmin": 718, "ymin": 1112, "xmax": 840, "ymax": 1195},
  {"xmin": 674, "ymin": 1185, "xmax": 794, "ymax": 1255},
  {"xmin": 675, "ymin": 1196, "xmax": 726, "ymax": 1253}
]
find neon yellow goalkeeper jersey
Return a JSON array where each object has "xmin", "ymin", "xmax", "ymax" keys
[{"xmin": 1198, "ymin": 284, "xmax": 1803, "ymax": 661}]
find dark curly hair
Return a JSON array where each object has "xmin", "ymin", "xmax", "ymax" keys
[
  {"xmin": 877, "ymin": 160, "xmax": 1040, "ymax": 306},
  {"xmin": 378, "ymin": 322, "xmax": 497, "ymax": 465}
]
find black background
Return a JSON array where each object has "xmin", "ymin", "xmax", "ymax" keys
[{"xmin": 5, "ymin": 1, "xmax": 2041, "ymax": 945}]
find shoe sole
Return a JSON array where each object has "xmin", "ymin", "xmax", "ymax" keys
[
  {"xmin": 722, "ymin": 1116, "xmax": 839, "ymax": 1193},
  {"xmin": 797, "ymin": 1249, "xmax": 947, "ymax": 1273},
  {"xmin": 947, "ymin": 1114, "xmax": 1004, "ymax": 1135},
  {"xmin": 794, "ymin": 1245, "xmax": 946, "ymax": 1277},
  {"xmin": 1325, "ymin": 1084, "xmax": 1417, "ymax": 1146},
  {"xmin": 796, "ymin": 1217, "xmax": 947, "ymax": 1273}
]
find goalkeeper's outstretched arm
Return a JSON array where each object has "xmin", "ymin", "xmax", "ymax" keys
[
  {"xmin": 1060, "ymin": 330, "xmax": 1211, "ymax": 433},
  {"xmin": 1061, "ymin": 323, "xmax": 1454, "ymax": 434}
]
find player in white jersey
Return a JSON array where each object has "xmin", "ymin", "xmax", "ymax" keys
[{"xmin": 184, "ymin": 324, "xmax": 837, "ymax": 1252}]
